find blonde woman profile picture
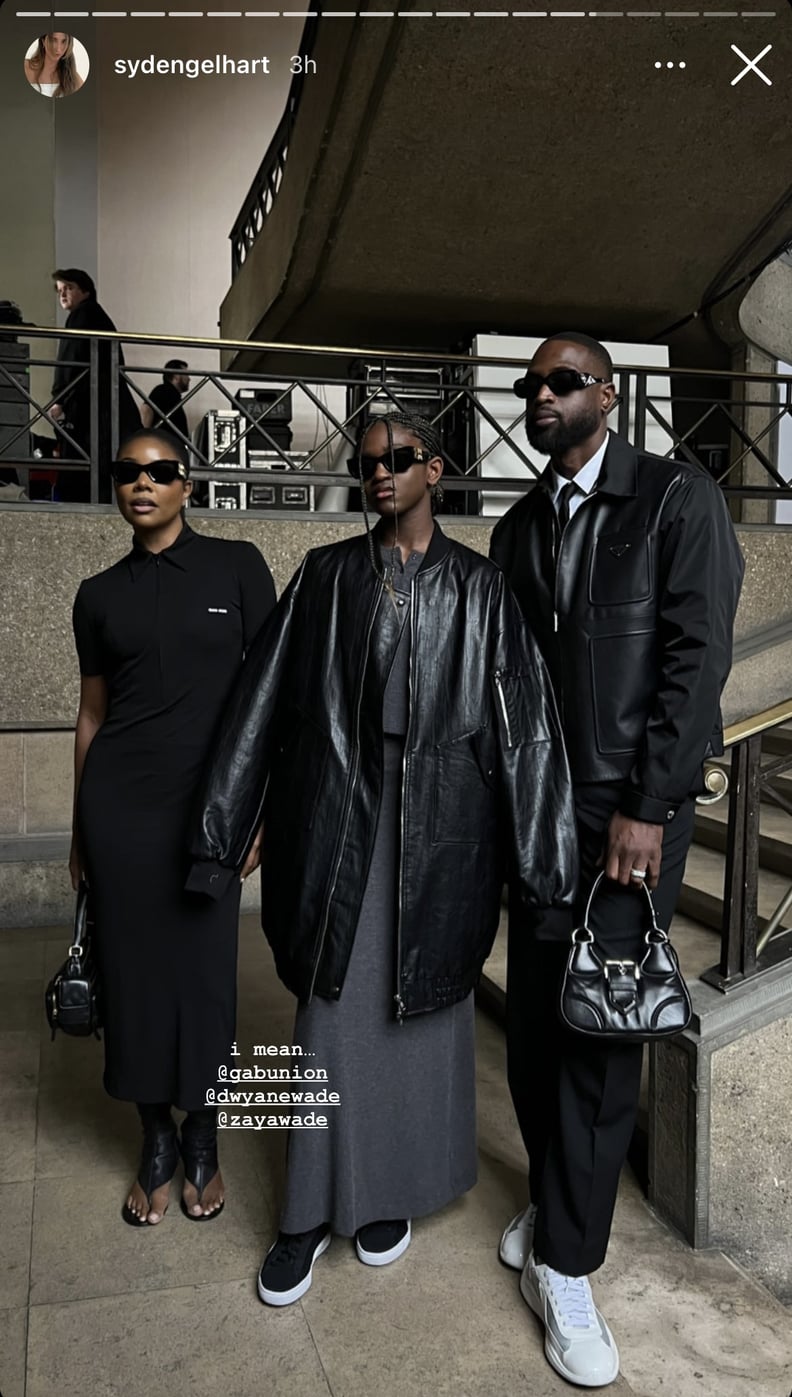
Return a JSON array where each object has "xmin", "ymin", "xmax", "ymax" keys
[{"xmin": 24, "ymin": 33, "xmax": 89, "ymax": 97}]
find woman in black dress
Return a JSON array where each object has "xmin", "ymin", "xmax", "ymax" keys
[
  {"xmin": 70, "ymin": 429, "xmax": 275, "ymax": 1226},
  {"xmin": 188, "ymin": 412, "xmax": 577, "ymax": 1304}
]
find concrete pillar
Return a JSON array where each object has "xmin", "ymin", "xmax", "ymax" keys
[{"xmin": 649, "ymin": 964, "xmax": 792, "ymax": 1303}]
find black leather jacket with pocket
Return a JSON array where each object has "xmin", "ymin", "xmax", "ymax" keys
[
  {"xmin": 489, "ymin": 432, "xmax": 744, "ymax": 825},
  {"xmin": 187, "ymin": 525, "xmax": 578, "ymax": 1017}
]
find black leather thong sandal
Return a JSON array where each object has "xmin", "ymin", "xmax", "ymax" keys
[
  {"xmin": 121, "ymin": 1118, "xmax": 180, "ymax": 1227},
  {"xmin": 179, "ymin": 1115, "xmax": 225, "ymax": 1222}
]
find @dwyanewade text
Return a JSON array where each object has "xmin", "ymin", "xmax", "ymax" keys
[{"xmin": 208, "ymin": 1042, "xmax": 340, "ymax": 1129}]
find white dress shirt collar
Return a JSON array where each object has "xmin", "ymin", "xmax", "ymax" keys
[{"xmin": 551, "ymin": 431, "xmax": 610, "ymax": 505}]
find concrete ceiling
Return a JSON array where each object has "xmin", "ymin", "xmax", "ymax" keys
[{"xmin": 220, "ymin": 4, "xmax": 792, "ymax": 368}]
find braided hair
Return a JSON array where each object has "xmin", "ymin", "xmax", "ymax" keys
[
  {"xmin": 355, "ymin": 411, "xmax": 444, "ymax": 594},
  {"xmin": 367, "ymin": 411, "xmax": 443, "ymax": 461}
]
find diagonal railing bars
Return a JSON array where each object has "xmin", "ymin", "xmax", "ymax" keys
[
  {"xmin": 698, "ymin": 700, "xmax": 792, "ymax": 991},
  {"xmin": 2, "ymin": 327, "xmax": 792, "ymax": 510}
]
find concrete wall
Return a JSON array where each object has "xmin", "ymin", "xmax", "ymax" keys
[
  {"xmin": 1, "ymin": 504, "xmax": 791, "ymax": 925},
  {"xmin": 1, "ymin": 10, "xmax": 304, "ymax": 437},
  {"xmin": 92, "ymin": 14, "xmax": 303, "ymax": 427},
  {"xmin": 0, "ymin": 506, "xmax": 491, "ymax": 924},
  {"xmin": 0, "ymin": 24, "xmax": 57, "ymax": 423},
  {"xmin": 0, "ymin": 507, "xmax": 494, "ymax": 726},
  {"xmin": 1, "ymin": 506, "xmax": 791, "ymax": 727},
  {"xmin": 650, "ymin": 961, "xmax": 792, "ymax": 1302}
]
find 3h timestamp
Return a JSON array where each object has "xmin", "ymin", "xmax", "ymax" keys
[{"xmin": 290, "ymin": 54, "xmax": 317, "ymax": 75}]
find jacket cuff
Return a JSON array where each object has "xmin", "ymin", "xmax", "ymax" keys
[
  {"xmin": 618, "ymin": 789, "xmax": 680, "ymax": 825},
  {"xmin": 185, "ymin": 860, "xmax": 237, "ymax": 900},
  {"xmin": 512, "ymin": 900, "xmax": 574, "ymax": 942}
]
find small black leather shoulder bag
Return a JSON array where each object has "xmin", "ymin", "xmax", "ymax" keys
[
  {"xmin": 45, "ymin": 880, "xmax": 103, "ymax": 1040},
  {"xmin": 560, "ymin": 872, "xmax": 692, "ymax": 1040}
]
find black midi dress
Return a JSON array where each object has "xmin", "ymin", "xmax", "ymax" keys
[{"xmin": 72, "ymin": 524, "xmax": 275, "ymax": 1110}]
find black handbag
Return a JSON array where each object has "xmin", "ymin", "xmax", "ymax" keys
[
  {"xmin": 559, "ymin": 872, "xmax": 692, "ymax": 1041},
  {"xmin": 45, "ymin": 880, "xmax": 102, "ymax": 1040}
]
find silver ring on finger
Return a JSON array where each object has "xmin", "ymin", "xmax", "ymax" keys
[{"xmin": 630, "ymin": 867, "xmax": 647, "ymax": 880}]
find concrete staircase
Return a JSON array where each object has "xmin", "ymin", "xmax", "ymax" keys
[{"xmin": 676, "ymin": 724, "xmax": 792, "ymax": 973}]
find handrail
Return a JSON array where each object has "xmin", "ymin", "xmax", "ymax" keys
[
  {"xmin": 5, "ymin": 325, "xmax": 792, "ymax": 383},
  {"xmin": 5, "ymin": 328, "xmax": 792, "ymax": 520},
  {"xmin": 229, "ymin": 8, "xmax": 322, "ymax": 275},
  {"xmin": 723, "ymin": 700, "xmax": 792, "ymax": 747}
]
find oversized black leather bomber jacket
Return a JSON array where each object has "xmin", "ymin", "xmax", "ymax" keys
[
  {"xmin": 489, "ymin": 432, "xmax": 745, "ymax": 825},
  {"xmin": 187, "ymin": 525, "xmax": 577, "ymax": 1018}
]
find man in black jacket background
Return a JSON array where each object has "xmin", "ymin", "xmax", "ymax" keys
[
  {"xmin": 49, "ymin": 268, "xmax": 140, "ymax": 500},
  {"xmin": 490, "ymin": 332, "xmax": 744, "ymax": 1389}
]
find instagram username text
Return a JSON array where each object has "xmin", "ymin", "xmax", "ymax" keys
[{"xmin": 113, "ymin": 54, "xmax": 317, "ymax": 79}]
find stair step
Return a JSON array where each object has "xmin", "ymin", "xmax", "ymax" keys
[
  {"xmin": 679, "ymin": 843, "xmax": 792, "ymax": 933},
  {"xmin": 695, "ymin": 799, "xmax": 792, "ymax": 841},
  {"xmin": 761, "ymin": 730, "xmax": 792, "ymax": 757},
  {"xmin": 694, "ymin": 812, "xmax": 792, "ymax": 877}
]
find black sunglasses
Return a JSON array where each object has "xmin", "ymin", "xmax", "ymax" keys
[
  {"xmin": 513, "ymin": 370, "xmax": 609, "ymax": 401},
  {"xmin": 346, "ymin": 446, "xmax": 432, "ymax": 482},
  {"xmin": 111, "ymin": 459, "xmax": 187, "ymax": 486}
]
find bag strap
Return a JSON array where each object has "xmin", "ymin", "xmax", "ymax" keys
[
  {"xmin": 69, "ymin": 879, "xmax": 90, "ymax": 957},
  {"xmin": 576, "ymin": 869, "xmax": 667, "ymax": 945}
]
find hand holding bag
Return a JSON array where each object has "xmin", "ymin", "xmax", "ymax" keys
[
  {"xmin": 44, "ymin": 879, "xmax": 102, "ymax": 1040},
  {"xmin": 560, "ymin": 871, "xmax": 691, "ymax": 1040}
]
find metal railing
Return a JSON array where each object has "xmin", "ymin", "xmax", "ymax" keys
[
  {"xmin": 2, "ymin": 326, "xmax": 792, "ymax": 511},
  {"xmin": 699, "ymin": 700, "xmax": 792, "ymax": 992},
  {"xmin": 476, "ymin": 698, "xmax": 792, "ymax": 1028},
  {"xmin": 229, "ymin": 10, "xmax": 320, "ymax": 276},
  {"xmin": 3, "ymin": 325, "xmax": 792, "ymax": 994}
]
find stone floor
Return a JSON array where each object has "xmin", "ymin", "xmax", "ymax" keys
[{"xmin": 2, "ymin": 916, "xmax": 792, "ymax": 1397}]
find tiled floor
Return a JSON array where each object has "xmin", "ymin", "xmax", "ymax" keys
[{"xmin": 2, "ymin": 916, "xmax": 791, "ymax": 1397}]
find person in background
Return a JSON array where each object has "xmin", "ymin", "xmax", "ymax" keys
[
  {"xmin": 25, "ymin": 32, "xmax": 83, "ymax": 97},
  {"xmin": 49, "ymin": 269, "xmax": 140, "ymax": 501},
  {"xmin": 187, "ymin": 410, "xmax": 577, "ymax": 1308},
  {"xmin": 490, "ymin": 331, "xmax": 744, "ymax": 1390},
  {"xmin": 70, "ymin": 428, "xmax": 276, "ymax": 1228},
  {"xmin": 142, "ymin": 360, "xmax": 191, "ymax": 444}
]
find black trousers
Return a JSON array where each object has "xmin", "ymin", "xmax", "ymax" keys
[{"xmin": 506, "ymin": 789, "xmax": 696, "ymax": 1278}]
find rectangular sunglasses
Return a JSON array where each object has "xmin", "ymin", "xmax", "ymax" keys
[
  {"xmin": 346, "ymin": 446, "xmax": 431, "ymax": 482},
  {"xmin": 515, "ymin": 370, "xmax": 608, "ymax": 400},
  {"xmin": 111, "ymin": 459, "xmax": 187, "ymax": 486}
]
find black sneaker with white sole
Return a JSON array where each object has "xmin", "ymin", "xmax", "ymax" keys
[
  {"xmin": 257, "ymin": 1225, "xmax": 331, "ymax": 1306},
  {"xmin": 355, "ymin": 1218, "xmax": 411, "ymax": 1266}
]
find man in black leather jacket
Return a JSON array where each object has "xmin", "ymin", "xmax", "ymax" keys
[{"xmin": 490, "ymin": 332, "xmax": 743, "ymax": 1390}]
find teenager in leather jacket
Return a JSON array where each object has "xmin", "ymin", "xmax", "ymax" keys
[{"xmin": 188, "ymin": 411, "xmax": 577, "ymax": 1307}]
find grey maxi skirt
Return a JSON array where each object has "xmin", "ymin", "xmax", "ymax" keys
[{"xmin": 280, "ymin": 736, "xmax": 478, "ymax": 1236}]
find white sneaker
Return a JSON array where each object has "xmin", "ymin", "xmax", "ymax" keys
[
  {"xmin": 498, "ymin": 1204, "xmax": 537, "ymax": 1270},
  {"xmin": 520, "ymin": 1252, "xmax": 619, "ymax": 1388}
]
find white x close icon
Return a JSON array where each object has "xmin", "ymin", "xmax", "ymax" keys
[{"xmin": 731, "ymin": 43, "xmax": 773, "ymax": 86}]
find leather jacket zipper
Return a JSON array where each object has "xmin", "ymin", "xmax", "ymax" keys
[
  {"xmin": 493, "ymin": 670, "xmax": 514, "ymax": 749},
  {"xmin": 394, "ymin": 577, "xmax": 416, "ymax": 1024},
  {"xmin": 307, "ymin": 585, "xmax": 380, "ymax": 1003},
  {"xmin": 551, "ymin": 512, "xmax": 560, "ymax": 633}
]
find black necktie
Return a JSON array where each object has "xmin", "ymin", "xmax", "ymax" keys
[{"xmin": 556, "ymin": 481, "xmax": 578, "ymax": 532}]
